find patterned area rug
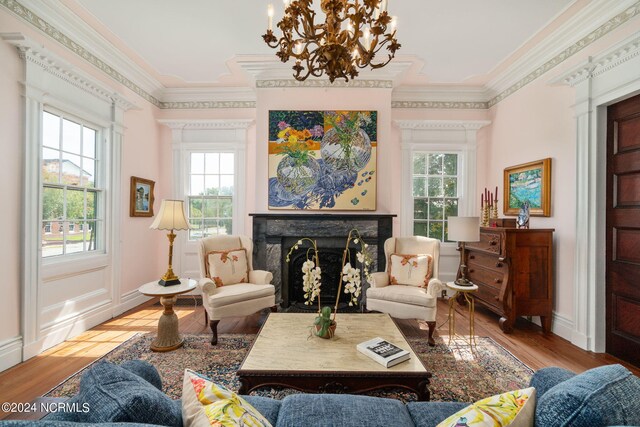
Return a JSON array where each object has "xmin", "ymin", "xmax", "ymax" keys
[{"xmin": 45, "ymin": 333, "xmax": 532, "ymax": 403}]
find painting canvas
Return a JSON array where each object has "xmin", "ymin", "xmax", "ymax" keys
[
  {"xmin": 268, "ymin": 110, "xmax": 377, "ymax": 210},
  {"xmin": 503, "ymin": 158, "xmax": 551, "ymax": 217},
  {"xmin": 130, "ymin": 176, "xmax": 155, "ymax": 217}
]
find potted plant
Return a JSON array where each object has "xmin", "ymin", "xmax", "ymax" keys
[{"xmin": 286, "ymin": 229, "xmax": 372, "ymax": 339}]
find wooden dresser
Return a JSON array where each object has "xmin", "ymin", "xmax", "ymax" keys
[{"xmin": 462, "ymin": 227, "xmax": 554, "ymax": 333}]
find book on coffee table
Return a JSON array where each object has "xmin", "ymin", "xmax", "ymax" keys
[{"xmin": 357, "ymin": 337, "xmax": 410, "ymax": 368}]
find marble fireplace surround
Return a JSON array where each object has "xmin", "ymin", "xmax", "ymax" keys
[{"xmin": 250, "ymin": 214, "xmax": 396, "ymax": 307}]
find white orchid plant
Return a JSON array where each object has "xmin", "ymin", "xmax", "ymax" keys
[{"xmin": 286, "ymin": 229, "xmax": 373, "ymax": 325}]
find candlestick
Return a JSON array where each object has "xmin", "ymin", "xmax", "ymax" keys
[
  {"xmin": 267, "ymin": 4, "xmax": 274, "ymax": 31},
  {"xmin": 481, "ymin": 193, "xmax": 483, "ymax": 208}
]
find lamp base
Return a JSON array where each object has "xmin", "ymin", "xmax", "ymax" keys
[
  {"xmin": 158, "ymin": 277, "xmax": 181, "ymax": 287},
  {"xmin": 454, "ymin": 278, "xmax": 475, "ymax": 287}
]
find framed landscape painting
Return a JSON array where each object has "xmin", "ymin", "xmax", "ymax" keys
[
  {"xmin": 130, "ymin": 176, "xmax": 155, "ymax": 217},
  {"xmin": 503, "ymin": 158, "xmax": 551, "ymax": 217},
  {"xmin": 268, "ymin": 110, "xmax": 377, "ymax": 210}
]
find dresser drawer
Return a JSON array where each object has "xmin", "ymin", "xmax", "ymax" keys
[
  {"xmin": 474, "ymin": 283, "xmax": 503, "ymax": 314},
  {"xmin": 467, "ymin": 251, "xmax": 507, "ymax": 272},
  {"xmin": 466, "ymin": 231, "xmax": 502, "ymax": 254},
  {"xmin": 467, "ymin": 264, "xmax": 505, "ymax": 289}
]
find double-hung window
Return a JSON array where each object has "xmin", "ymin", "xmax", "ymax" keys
[
  {"xmin": 41, "ymin": 110, "xmax": 103, "ymax": 258},
  {"xmin": 412, "ymin": 152, "xmax": 460, "ymax": 241},
  {"xmin": 187, "ymin": 152, "xmax": 235, "ymax": 240}
]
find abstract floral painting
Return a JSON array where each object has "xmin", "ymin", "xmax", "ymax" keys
[{"xmin": 268, "ymin": 110, "xmax": 377, "ymax": 210}]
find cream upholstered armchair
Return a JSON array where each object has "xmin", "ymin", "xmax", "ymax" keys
[
  {"xmin": 366, "ymin": 236, "xmax": 444, "ymax": 346},
  {"xmin": 198, "ymin": 235, "xmax": 276, "ymax": 345}
]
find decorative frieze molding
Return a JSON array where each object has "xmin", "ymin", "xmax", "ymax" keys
[
  {"xmin": 391, "ymin": 101, "xmax": 489, "ymax": 110},
  {"xmin": 394, "ymin": 120, "xmax": 491, "ymax": 131},
  {"xmin": 256, "ymin": 79, "xmax": 393, "ymax": 89},
  {"xmin": 551, "ymin": 32, "xmax": 640, "ymax": 87},
  {"xmin": 1, "ymin": 33, "xmax": 137, "ymax": 111},
  {"xmin": 159, "ymin": 101, "xmax": 256, "ymax": 109},
  {"xmin": 157, "ymin": 119, "xmax": 255, "ymax": 131}
]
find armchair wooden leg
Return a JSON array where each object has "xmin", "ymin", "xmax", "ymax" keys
[
  {"xmin": 426, "ymin": 321, "xmax": 436, "ymax": 347},
  {"xmin": 270, "ymin": 305, "xmax": 278, "ymax": 313},
  {"xmin": 204, "ymin": 310, "xmax": 208, "ymax": 324},
  {"xmin": 209, "ymin": 320, "xmax": 220, "ymax": 345}
]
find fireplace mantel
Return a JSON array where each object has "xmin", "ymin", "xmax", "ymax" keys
[{"xmin": 250, "ymin": 213, "xmax": 396, "ymax": 306}]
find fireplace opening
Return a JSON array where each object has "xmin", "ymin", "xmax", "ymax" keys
[{"xmin": 287, "ymin": 246, "xmax": 359, "ymax": 310}]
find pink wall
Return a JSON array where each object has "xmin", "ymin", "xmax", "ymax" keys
[{"xmin": 0, "ymin": 25, "xmax": 24, "ymax": 345}]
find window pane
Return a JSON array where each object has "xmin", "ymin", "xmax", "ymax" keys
[
  {"xmin": 413, "ymin": 222, "xmax": 428, "ymax": 237},
  {"xmin": 413, "ymin": 153, "xmax": 426, "ymax": 175},
  {"xmin": 67, "ymin": 222, "xmax": 84, "ymax": 254},
  {"xmin": 190, "ymin": 175, "xmax": 204, "ymax": 196},
  {"xmin": 428, "ymin": 177, "xmax": 442, "ymax": 197},
  {"xmin": 189, "ymin": 198, "xmax": 203, "ymax": 218},
  {"xmin": 443, "ymin": 177, "xmax": 457, "ymax": 197},
  {"xmin": 219, "ymin": 198, "xmax": 232, "ymax": 218},
  {"xmin": 42, "ymin": 148, "xmax": 61, "ymax": 184},
  {"xmin": 83, "ymin": 158, "xmax": 96, "ymax": 187},
  {"xmin": 429, "ymin": 221, "xmax": 444, "ymax": 240},
  {"xmin": 189, "ymin": 220, "xmax": 204, "ymax": 240},
  {"xmin": 443, "ymin": 154, "xmax": 457, "ymax": 175},
  {"xmin": 414, "ymin": 199, "xmax": 427, "ymax": 219},
  {"xmin": 82, "ymin": 127, "xmax": 96, "ymax": 158},
  {"xmin": 204, "ymin": 175, "xmax": 219, "ymax": 195},
  {"xmin": 445, "ymin": 199, "xmax": 459, "ymax": 219},
  {"xmin": 428, "ymin": 154, "xmax": 443, "ymax": 175},
  {"xmin": 86, "ymin": 221, "xmax": 97, "ymax": 251},
  {"xmin": 86, "ymin": 191, "xmax": 97, "ymax": 219},
  {"xmin": 219, "ymin": 175, "xmax": 233, "ymax": 196},
  {"xmin": 43, "ymin": 112, "xmax": 61, "ymax": 149},
  {"xmin": 203, "ymin": 198, "xmax": 218, "ymax": 218},
  {"xmin": 219, "ymin": 219, "xmax": 232, "ymax": 235},
  {"xmin": 191, "ymin": 153, "xmax": 205, "ymax": 174},
  {"xmin": 204, "ymin": 219, "xmax": 219, "ymax": 236},
  {"xmin": 205, "ymin": 153, "xmax": 220, "ymax": 174},
  {"xmin": 62, "ymin": 119, "xmax": 82, "ymax": 155},
  {"xmin": 43, "ymin": 235, "xmax": 64, "ymax": 258},
  {"xmin": 43, "ymin": 187, "xmax": 64, "ymax": 220},
  {"xmin": 428, "ymin": 198, "xmax": 444, "ymax": 220},
  {"xmin": 61, "ymin": 152, "xmax": 82, "ymax": 185},
  {"xmin": 220, "ymin": 153, "xmax": 234, "ymax": 174},
  {"xmin": 413, "ymin": 177, "xmax": 426, "ymax": 197},
  {"xmin": 67, "ymin": 189, "xmax": 85, "ymax": 220}
]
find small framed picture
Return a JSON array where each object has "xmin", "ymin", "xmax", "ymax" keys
[
  {"xmin": 503, "ymin": 158, "xmax": 551, "ymax": 217},
  {"xmin": 130, "ymin": 176, "xmax": 155, "ymax": 217}
]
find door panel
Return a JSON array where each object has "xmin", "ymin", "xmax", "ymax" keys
[{"xmin": 607, "ymin": 93, "xmax": 640, "ymax": 366}]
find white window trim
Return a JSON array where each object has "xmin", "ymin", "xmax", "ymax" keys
[{"xmin": 158, "ymin": 119, "xmax": 253, "ymax": 280}]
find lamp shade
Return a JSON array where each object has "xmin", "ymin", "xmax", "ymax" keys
[
  {"xmin": 448, "ymin": 216, "xmax": 480, "ymax": 242},
  {"xmin": 150, "ymin": 199, "xmax": 190, "ymax": 231}
]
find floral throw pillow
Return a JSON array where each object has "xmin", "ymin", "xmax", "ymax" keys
[
  {"xmin": 182, "ymin": 369, "xmax": 272, "ymax": 427},
  {"xmin": 206, "ymin": 248, "xmax": 249, "ymax": 287},
  {"xmin": 389, "ymin": 253, "xmax": 433, "ymax": 287},
  {"xmin": 437, "ymin": 387, "xmax": 536, "ymax": 427}
]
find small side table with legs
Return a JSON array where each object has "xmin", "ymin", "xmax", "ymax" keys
[
  {"xmin": 139, "ymin": 279, "xmax": 196, "ymax": 352},
  {"xmin": 446, "ymin": 282, "xmax": 479, "ymax": 349}
]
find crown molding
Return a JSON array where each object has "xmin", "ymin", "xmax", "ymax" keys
[
  {"xmin": 487, "ymin": 0, "xmax": 640, "ymax": 106},
  {"xmin": 256, "ymin": 79, "xmax": 393, "ymax": 89},
  {"xmin": 551, "ymin": 31, "xmax": 640, "ymax": 87},
  {"xmin": 391, "ymin": 86, "xmax": 490, "ymax": 109},
  {"xmin": 157, "ymin": 119, "xmax": 255, "ymax": 130},
  {"xmin": 394, "ymin": 120, "xmax": 491, "ymax": 131},
  {"xmin": 1, "ymin": 32, "xmax": 137, "ymax": 111}
]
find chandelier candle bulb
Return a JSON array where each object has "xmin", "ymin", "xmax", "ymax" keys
[
  {"xmin": 391, "ymin": 16, "xmax": 397, "ymax": 32},
  {"xmin": 381, "ymin": 0, "xmax": 388, "ymax": 12},
  {"xmin": 267, "ymin": 3, "xmax": 274, "ymax": 31}
]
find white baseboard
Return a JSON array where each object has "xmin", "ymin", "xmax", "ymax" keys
[
  {"xmin": 550, "ymin": 312, "xmax": 574, "ymax": 342},
  {"xmin": 0, "ymin": 337, "xmax": 23, "ymax": 373},
  {"xmin": 113, "ymin": 289, "xmax": 151, "ymax": 317},
  {"xmin": 23, "ymin": 301, "xmax": 114, "ymax": 360}
]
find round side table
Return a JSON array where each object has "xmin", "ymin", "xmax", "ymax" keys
[
  {"xmin": 139, "ymin": 278, "xmax": 196, "ymax": 352},
  {"xmin": 446, "ymin": 281, "xmax": 479, "ymax": 349}
]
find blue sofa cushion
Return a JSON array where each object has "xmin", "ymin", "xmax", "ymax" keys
[
  {"xmin": 406, "ymin": 401, "xmax": 469, "ymax": 427},
  {"xmin": 529, "ymin": 367, "xmax": 577, "ymax": 398},
  {"xmin": 243, "ymin": 396, "xmax": 282, "ymax": 426},
  {"xmin": 44, "ymin": 360, "xmax": 181, "ymax": 427},
  {"xmin": 535, "ymin": 364, "xmax": 640, "ymax": 427},
  {"xmin": 275, "ymin": 394, "xmax": 415, "ymax": 427}
]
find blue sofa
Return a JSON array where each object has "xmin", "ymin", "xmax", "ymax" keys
[{"xmin": 1, "ymin": 359, "xmax": 639, "ymax": 427}]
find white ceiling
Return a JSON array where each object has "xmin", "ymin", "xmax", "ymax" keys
[{"xmin": 73, "ymin": 0, "xmax": 575, "ymax": 86}]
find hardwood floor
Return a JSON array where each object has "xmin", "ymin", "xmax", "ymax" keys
[{"xmin": 1, "ymin": 296, "xmax": 638, "ymax": 419}]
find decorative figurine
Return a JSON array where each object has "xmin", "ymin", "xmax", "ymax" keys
[{"xmin": 516, "ymin": 201, "xmax": 530, "ymax": 229}]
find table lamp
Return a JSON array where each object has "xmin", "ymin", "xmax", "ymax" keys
[
  {"xmin": 448, "ymin": 216, "xmax": 480, "ymax": 286},
  {"xmin": 150, "ymin": 199, "xmax": 190, "ymax": 286}
]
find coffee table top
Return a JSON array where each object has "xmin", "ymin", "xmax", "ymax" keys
[{"xmin": 239, "ymin": 313, "xmax": 427, "ymax": 373}]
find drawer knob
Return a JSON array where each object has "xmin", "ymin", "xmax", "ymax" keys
[
  {"xmin": 494, "ymin": 279, "xmax": 502, "ymax": 284},
  {"xmin": 495, "ymin": 262, "xmax": 503, "ymax": 268},
  {"xmin": 494, "ymin": 296, "xmax": 499, "ymax": 301},
  {"xmin": 469, "ymin": 269, "xmax": 475, "ymax": 273},
  {"xmin": 490, "ymin": 240, "xmax": 497, "ymax": 246},
  {"xmin": 469, "ymin": 255, "xmax": 475, "ymax": 259}
]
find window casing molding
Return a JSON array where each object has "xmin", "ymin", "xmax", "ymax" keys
[
  {"xmin": 158, "ymin": 119, "xmax": 253, "ymax": 280},
  {"xmin": 3, "ymin": 33, "xmax": 135, "ymax": 362}
]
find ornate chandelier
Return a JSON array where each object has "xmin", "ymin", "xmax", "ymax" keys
[{"xmin": 262, "ymin": 0, "xmax": 400, "ymax": 83}]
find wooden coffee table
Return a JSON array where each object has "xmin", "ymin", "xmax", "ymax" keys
[{"xmin": 237, "ymin": 313, "xmax": 432, "ymax": 400}]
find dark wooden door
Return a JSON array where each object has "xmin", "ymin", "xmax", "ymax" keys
[{"xmin": 606, "ymin": 93, "xmax": 640, "ymax": 366}]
